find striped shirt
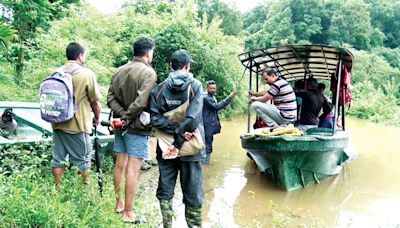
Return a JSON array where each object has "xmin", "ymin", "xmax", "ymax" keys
[{"xmin": 267, "ymin": 78, "xmax": 297, "ymax": 120}]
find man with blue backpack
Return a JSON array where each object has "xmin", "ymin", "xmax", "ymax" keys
[{"xmin": 41, "ymin": 42, "xmax": 102, "ymax": 185}]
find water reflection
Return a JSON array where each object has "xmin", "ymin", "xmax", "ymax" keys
[
  {"xmin": 204, "ymin": 168, "xmax": 247, "ymax": 227},
  {"xmin": 202, "ymin": 116, "xmax": 400, "ymax": 227}
]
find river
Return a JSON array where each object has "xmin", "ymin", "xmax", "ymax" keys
[{"xmin": 197, "ymin": 116, "xmax": 400, "ymax": 227}]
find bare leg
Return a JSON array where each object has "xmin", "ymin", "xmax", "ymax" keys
[
  {"xmin": 81, "ymin": 170, "xmax": 90, "ymax": 185},
  {"xmin": 123, "ymin": 157, "xmax": 143, "ymax": 222},
  {"xmin": 114, "ymin": 153, "xmax": 128, "ymax": 213},
  {"xmin": 52, "ymin": 167, "xmax": 64, "ymax": 185}
]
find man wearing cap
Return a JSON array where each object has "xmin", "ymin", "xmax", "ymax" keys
[
  {"xmin": 0, "ymin": 108, "xmax": 17, "ymax": 138},
  {"xmin": 249, "ymin": 68, "xmax": 297, "ymax": 127},
  {"xmin": 202, "ymin": 80, "xmax": 236, "ymax": 165},
  {"xmin": 150, "ymin": 49, "xmax": 205, "ymax": 227}
]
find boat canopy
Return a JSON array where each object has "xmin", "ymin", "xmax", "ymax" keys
[{"xmin": 238, "ymin": 45, "xmax": 353, "ymax": 82}]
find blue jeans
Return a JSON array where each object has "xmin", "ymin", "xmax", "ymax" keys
[{"xmin": 113, "ymin": 130, "xmax": 148, "ymax": 159}]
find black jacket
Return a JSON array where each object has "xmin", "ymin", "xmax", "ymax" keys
[
  {"xmin": 149, "ymin": 71, "xmax": 205, "ymax": 161},
  {"xmin": 202, "ymin": 93, "xmax": 232, "ymax": 136},
  {"xmin": 296, "ymin": 90, "xmax": 333, "ymax": 125}
]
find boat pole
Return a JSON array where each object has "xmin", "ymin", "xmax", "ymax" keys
[
  {"xmin": 247, "ymin": 61, "xmax": 253, "ymax": 133},
  {"xmin": 333, "ymin": 59, "xmax": 343, "ymax": 135},
  {"xmin": 342, "ymin": 82, "xmax": 346, "ymax": 131}
]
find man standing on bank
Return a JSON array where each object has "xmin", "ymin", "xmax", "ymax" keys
[
  {"xmin": 107, "ymin": 37, "xmax": 157, "ymax": 223},
  {"xmin": 150, "ymin": 49, "xmax": 205, "ymax": 227},
  {"xmin": 202, "ymin": 80, "xmax": 236, "ymax": 165},
  {"xmin": 51, "ymin": 42, "xmax": 102, "ymax": 185}
]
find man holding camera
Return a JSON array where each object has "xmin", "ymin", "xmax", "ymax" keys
[{"xmin": 107, "ymin": 37, "xmax": 157, "ymax": 223}]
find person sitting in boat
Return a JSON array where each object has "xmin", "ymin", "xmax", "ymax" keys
[
  {"xmin": 295, "ymin": 78, "xmax": 333, "ymax": 131},
  {"xmin": 249, "ymin": 68, "xmax": 297, "ymax": 128},
  {"xmin": 317, "ymin": 83, "xmax": 334, "ymax": 128},
  {"xmin": 293, "ymin": 80, "xmax": 305, "ymax": 119},
  {"xmin": 0, "ymin": 108, "xmax": 17, "ymax": 138}
]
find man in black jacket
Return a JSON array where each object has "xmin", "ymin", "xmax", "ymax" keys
[
  {"xmin": 149, "ymin": 49, "xmax": 204, "ymax": 228},
  {"xmin": 202, "ymin": 80, "xmax": 236, "ymax": 165},
  {"xmin": 296, "ymin": 78, "xmax": 333, "ymax": 131}
]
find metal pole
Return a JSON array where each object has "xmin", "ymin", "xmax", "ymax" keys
[
  {"xmin": 256, "ymin": 65, "xmax": 259, "ymax": 92},
  {"xmin": 333, "ymin": 60, "xmax": 342, "ymax": 135},
  {"xmin": 342, "ymin": 85, "xmax": 346, "ymax": 130},
  {"xmin": 247, "ymin": 61, "xmax": 253, "ymax": 133}
]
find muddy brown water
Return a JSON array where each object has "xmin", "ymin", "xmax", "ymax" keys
[{"xmin": 197, "ymin": 116, "xmax": 400, "ymax": 227}]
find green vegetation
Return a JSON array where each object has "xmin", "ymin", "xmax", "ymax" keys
[{"xmin": 0, "ymin": 142, "xmax": 159, "ymax": 227}]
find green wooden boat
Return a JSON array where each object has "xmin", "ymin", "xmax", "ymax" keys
[
  {"xmin": 241, "ymin": 128, "xmax": 351, "ymax": 191},
  {"xmin": 238, "ymin": 45, "xmax": 356, "ymax": 191},
  {"xmin": 0, "ymin": 101, "xmax": 114, "ymax": 152}
]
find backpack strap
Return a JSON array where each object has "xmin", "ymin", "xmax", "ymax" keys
[{"xmin": 156, "ymin": 82, "xmax": 166, "ymax": 100}]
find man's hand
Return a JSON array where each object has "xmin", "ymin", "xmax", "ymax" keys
[
  {"xmin": 248, "ymin": 96, "xmax": 258, "ymax": 104},
  {"xmin": 164, "ymin": 145, "xmax": 179, "ymax": 159},
  {"xmin": 184, "ymin": 132, "xmax": 194, "ymax": 141},
  {"xmin": 93, "ymin": 116, "xmax": 100, "ymax": 126}
]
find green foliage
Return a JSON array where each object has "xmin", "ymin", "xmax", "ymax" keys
[
  {"xmin": 348, "ymin": 81, "xmax": 400, "ymax": 126},
  {"xmin": 0, "ymin": 142, "xmax": 158, "ymax": 226},
  {"xmin": 0, "ymin": 24, "xmax": 14, "ymax": 48},
  {"xmin": 1, "ymin": 0, "xmax": 79, "ymax": 83},
  {"xmin": 197, "ymin": 0, "xmax": 243, "ymax": 36}
]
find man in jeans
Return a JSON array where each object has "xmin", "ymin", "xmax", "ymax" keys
[
  {"xmin": 51, "ymin": 42, "xmax": 102, "ymax": 185},
  {"xmin": 150, "ymin": 49, "xmax": 204, "ymax": 227},
  {"xmin": 249, "ymin": 68, "xmax": 297, "ymax": 127},
  {"xmin": 107, "ymin": 37, "xmax": 157, "ymax": 223}
]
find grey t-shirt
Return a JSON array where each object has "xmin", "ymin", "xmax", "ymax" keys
[{"xmin": 0, "ymin": 119, "xmax": 17, "ymax": 137}]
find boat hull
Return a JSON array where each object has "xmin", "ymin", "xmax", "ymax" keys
[{"xmin": 241, "ymin": 130, "xmax": 349, "ymax": 191}]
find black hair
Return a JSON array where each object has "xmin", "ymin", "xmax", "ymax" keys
[
  {"xmin": 206, "ymin": 80, "xmax": 216, "ymax": 86},
  {"xmin": 318, "ymin": 83, "xmax": 326, "ymax": 91},
  {"xmin": 294, "ymin": 80, "xmax": 305, "ymax": 90},
  {"xmin": 307, "ymin": 77, "xmax": 318, "ymax": 90},
  {"xmin": 133, "ymin": 37, "xmax": 155, "ymax": 57},
  {"xmin": 263, "ymin": 68, "xmax": 277, "ymax": 76},
  {"xmin": 66, "ymin": 42, "xmax": 85, "ymax": 60}
]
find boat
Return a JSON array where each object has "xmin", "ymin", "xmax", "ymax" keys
[
  {"xmin": 238, "ymin": 45, "xmax": 356, "ymax": 191},
  {"xmin": 0, "ymin": 101, "xmax": 114, "ymax": 152}
]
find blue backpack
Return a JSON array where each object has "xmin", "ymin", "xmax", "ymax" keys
[{"xmin": 39, "ymin": 64, "xmax": 81, "ymax": 123}]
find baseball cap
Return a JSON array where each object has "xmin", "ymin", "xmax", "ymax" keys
[{"xmin": 171, "ymin": 49, "xmax": 195, "ymax": 69}]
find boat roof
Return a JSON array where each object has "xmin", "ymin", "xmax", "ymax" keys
[{"xmin": 238, "ymin": 45, "xmax": 354, "ymax": 82}]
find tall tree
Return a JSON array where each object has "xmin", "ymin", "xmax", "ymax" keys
[
  {"xmin": 197, "ymin": 0, "xmax": 242, "ymax": 36},
  {"xmin": 367, "ymin": 0, "xmax": 400, "ymax": 48},
  {"xmin": 1, "ymin": 0, "xmax": 78, "ymax": 84},
  {"xmin": 327, "ymin": 0, "xmax": 374, "ymax": 50}
]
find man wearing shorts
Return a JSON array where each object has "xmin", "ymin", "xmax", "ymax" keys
[
  {"xmin": 51, "ymin": 42, "xmax": 102, "ymax": 185},
  {"xmin": 107, "ymin": 37, "xmax": 157, "ymax": 223}
]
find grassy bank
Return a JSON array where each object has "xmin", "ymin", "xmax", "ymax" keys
[{"xmin": 0, "ymin": 143, "xmax": 160, "ymax": 227}]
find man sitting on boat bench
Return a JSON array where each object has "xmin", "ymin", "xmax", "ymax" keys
[{"xmin": 249, "ymin": 68, "xmax": 297, "ymax": 128}]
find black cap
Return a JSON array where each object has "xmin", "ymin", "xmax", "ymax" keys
[{"xmin": 171, "ymin": 49, "xmax": 194, "ymax": 70}]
